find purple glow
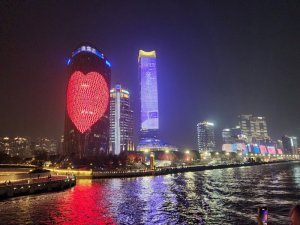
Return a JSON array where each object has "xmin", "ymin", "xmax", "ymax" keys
[{"xmin": 140, "ymin": 56, "xmax": 159, "ymax": 130}]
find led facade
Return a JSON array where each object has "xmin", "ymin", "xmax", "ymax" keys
[
  {"xmin": 64, "ymin": 45, "xmax": 111, "ymax": 161},
  {"xmin": 138, "ymin": 50, "xmax": 159, "ymax": 138},
  {"xmin": 137, "ymin": 50, "xmax": 177, "ymax": 152}
]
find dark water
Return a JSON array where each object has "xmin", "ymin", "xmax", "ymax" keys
[{"xmin": 1, "ymin": 162, "xmax": 300, "ymax": 225}]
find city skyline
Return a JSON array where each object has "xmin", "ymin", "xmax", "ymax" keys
[{"xmin": 0, "ymin": 1, "xmax": 299, "ymax": 150}]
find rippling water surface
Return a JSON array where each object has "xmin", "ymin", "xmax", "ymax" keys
[{"xmin": 1, "ymin": 162, "xmax": 300, "ymax": 225}]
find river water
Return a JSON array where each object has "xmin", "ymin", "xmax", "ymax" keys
[{"xmin": 0, "ymin": 162, "xmax": 300, "ymax": 225}]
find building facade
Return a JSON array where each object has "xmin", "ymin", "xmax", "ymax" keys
[
  {"xmin": 197, "ymin": 121, "xmax": 215, "ymax": 152},
  {"xmin": 238, "ymin": 115, "xmax": 268, "ymax": 143},
  {"xmin": 137, "ymin": 50, "xmax": 177, "ymax": 152},
  {"xmin": 222, "ymin": 126, "xmax": 243, "ymax": 144},
  {"xmin": 109, "ymin": 85, "xmax": 134, "ymax": 155},
  {"xmin": 64, "ymin": 45, "xmax": 111, "ymax": 161},
  {"xmin": 138, "ymin": 50, "xmax": 159, "ymax": 139},
  {"xmin": 282, "ymin": 135, "xmax": 298, "ymax": 155}
]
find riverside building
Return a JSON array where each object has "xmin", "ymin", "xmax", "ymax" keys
[
  {"xmin": 137, "ymin": 50, "xmax": 176, "ymax": 152},
  {"xmin": 238, "ymin": 115, "xmax": 268, "ymax": 143},
  {"xmin": 282, "ymin": 135, "xmax": 298, "ymax": 155},
  {"xmin": 109, "ymin": 85, "xmax": 134, "ymax": 155},
  {"xmin": 64, "ymin": 44, "xmax": 111, "ymax": 161},
  {"xmin": 197, "ymin": 121, "xmax": 215, "ymax": 152}
]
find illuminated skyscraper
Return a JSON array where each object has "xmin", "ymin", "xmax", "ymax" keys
[
  {"xmin": 138, "ymin": 50, "xmax": 159, "ymax": 139},
  {"xmin": 238, "ymin": 115, "xmax": 268, "ymax": 143},
  {"xmin": 282, "ymin": 135, "xmax": 298, "ymax": 155},
  {"xmin": 222, "ymin": 126, "xmax": 243, "ymax": 144},
  {"xmin": 197, "ymin": 121, "xmax": 215, "ymax": 152},
  {"xmin": 64, "ymin": 45, "xmax": 111, "ymax": 161},
  {"xmin": 109, "ymin": 85, "xmax": 134, "ymax": 155},
  {"xmin": 137, "ymin": 50, "xmax": 177, "ymax": 152}
]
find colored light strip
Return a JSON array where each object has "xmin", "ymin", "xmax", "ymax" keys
[{"xmin": 68, "ymin": 45, "xmax": 111, "ymax": 67}]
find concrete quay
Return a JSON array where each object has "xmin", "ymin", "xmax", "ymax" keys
[{"xmin": 0, "ymin": 175, "xmax": 76, "ymax": 199}]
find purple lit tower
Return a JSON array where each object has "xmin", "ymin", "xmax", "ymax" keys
[
  {"xmin": 137, "ymin": 50, "xmax": 177, "ymax": 152},
  {"xmin": 138, "ymin": 50, "xmax": 159, "ymax": 139}
]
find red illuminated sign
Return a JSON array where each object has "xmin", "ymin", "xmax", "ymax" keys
[{"xmin": 67, "ymin": 71, "xmax": 109, "ymax": 133}]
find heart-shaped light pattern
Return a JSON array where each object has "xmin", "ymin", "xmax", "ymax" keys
[{"xmin": 67, "ymin": 71, "xmax": 109, "ymax": 133}]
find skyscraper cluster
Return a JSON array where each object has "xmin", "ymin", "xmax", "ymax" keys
[
  {"xmin": 63, "ymin": 45, "xmax": 176, "ymax": 163},
  {"xmin": 196, "ymin": 114, "xmax": 298, "ymax": 156},
  {"xmin": 218, "ymin": 114, "xmax": 298, "ymax": 155},
  {"xmin": 0, "ymin": 136, "xmax": 58, "ymax": 158}
]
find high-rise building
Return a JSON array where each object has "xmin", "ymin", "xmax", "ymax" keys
[
  {"xmin": 238, "ymin": 115, "xmax": 268, "ymax": 143},
  {"xmin": 197, "ymin": 121, "xmax": 215, "ymax": 152},
  {"xmin": 137, "ymin": 50, "xmax": 177, "ymax": 152},
  {"xmin": 0, "ymin": 137, "xmax": 12, "ymax": 156},
  {"xmin": 252, "ymin": 116, "xmax": 268, "ymax": 141},
  {"xmin": 232, "ymin": 126, "xmax": 246, "ymax": 142},
  {"xmin": 138, "ymin": 50, "xmax": 159, "ymax": 139},
  {"xmin": 238, "ymin": 115, "xmax": 253, "ymax": 142},
  {"xmin": 282, "ymin": 136, "xmax": 298, "ymax": 155},
  {"xmin": 291, "ymin": 137, "xmax": 298, "ymax": 155},
  {"xmin": 109, "ymin": 85, "xmax": 134, "ymax": 155},
  {"xmin": 222, "ymin": 126, "xmax": 243, "ymax": 144},
  {"xmin": 276, "ymin": 139, "xmax": 283, "ymax": 149},
  {"xmin": 222, "ymin": 129, "xmax": 232, "ymax": 144},
  {"xmin": 64, "ymin": 45, "xmax": 111, "ymax": 161}
]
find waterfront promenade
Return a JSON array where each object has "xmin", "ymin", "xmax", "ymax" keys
[{"xmin": 48, "ymin": 160, "xmax": 299, "ymax": 179}]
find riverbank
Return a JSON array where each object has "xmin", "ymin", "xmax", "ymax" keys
[
  {"xmin": 0, "ymin": 175, "xmax": 76, "ymax": 199},
  {"xmin": 49, "ymin": 160, "xmax": 299, "ymax": 179}
]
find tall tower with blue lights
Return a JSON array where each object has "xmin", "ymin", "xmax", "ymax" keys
[
  {"xmin": 138, "ymin": 50, "xmax": 159, "ymax": 139},
  {"xmin": 137, "ymin": 50, "xmax": 177, "ymax": 152}
]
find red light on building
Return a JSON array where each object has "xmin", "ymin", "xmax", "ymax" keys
[{"xmin": 66, "ymin": 71, "xmax": 109, "ymax": 133}]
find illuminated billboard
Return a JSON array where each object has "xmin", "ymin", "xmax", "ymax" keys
[
  {"xmin": 277, "ymin": 149, "xmax": 283, "ymax": 155},
  {"xmin": 222, "ymin": 144, "xmax": 233, "ymax": 152},
  {"xmin": 267, "ymin": 146, "xmax": 276, "ymax": 154},
  {"xmin": 139, "ymin": 50, "xmax": 159, "ymax": 130},
  {"xmin": 259, "ymin": 145, "xmax": 268, "ymax": 154},
  {"xmin": 222, "ymin": 143, "xmax": 246, "ymax": 153},
  {"xmin": 253, "ymin": 145, "xmax": 260, "ymax": 154},
  {"xmin": 236, "ymin": 143, "xmax": 246, "ymax": 152}
]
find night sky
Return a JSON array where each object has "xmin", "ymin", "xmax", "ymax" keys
[{"xmin": 0, "ymin": 0, "xmax": 299, "ymax": 149}]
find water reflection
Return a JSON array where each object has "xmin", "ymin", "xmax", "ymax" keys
[{"xmin": 0, "ymin": 162, "xmax": 299, "ymax": 224}]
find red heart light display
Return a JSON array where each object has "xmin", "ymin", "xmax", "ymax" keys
[{"xmin": 67, "ymin": 71, "xmax": 109, "ymax": 133}]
